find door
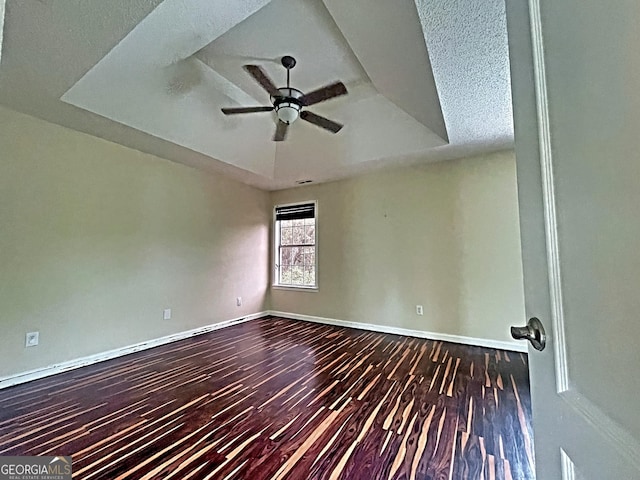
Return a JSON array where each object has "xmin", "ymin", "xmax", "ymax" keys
[{"xmin": 506, "ymin": 0, "xmax": 640, "ymax": 478}]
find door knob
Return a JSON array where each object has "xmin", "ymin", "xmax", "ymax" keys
[{"xmin": 510, "ymin": 317, "xmax": 546, "ymax": 351}]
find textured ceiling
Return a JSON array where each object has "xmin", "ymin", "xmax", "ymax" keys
[
  {"xmin": 0, "ymin": 0, "xmax": 513, "ymax": 190},
  {"xmin": 415, "ymin": 0, "xmax": 513, "ymax": 144}
]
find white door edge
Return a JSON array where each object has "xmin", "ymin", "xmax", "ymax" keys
[{"xmin": 527, "ymin": 0, "xmax": 570, "ymax": 394}]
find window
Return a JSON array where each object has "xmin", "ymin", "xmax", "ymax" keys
[{"xmin": 274, "ymin": 202, "xmax": 317, "ymax": 288}]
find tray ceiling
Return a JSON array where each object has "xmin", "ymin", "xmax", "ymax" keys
[{"xmin": 0, "ymin": 0, "xmax": 513, "ymax": 190}]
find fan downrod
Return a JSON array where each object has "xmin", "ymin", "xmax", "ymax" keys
[{"xmin": 281, "ymin": 55, "xmax": 296, "ymax": 70}]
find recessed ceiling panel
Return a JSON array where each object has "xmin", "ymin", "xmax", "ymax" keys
[
  {"xmin": 1, "ymin": 0, "xmax": 514, "ymax": 190},
  {"xmin": 60, "ymin": 0, "xmax": 449, "ymax": 183},
  {"xmin": 197, "ymin": 0, "xmax": 369, "ymax": 97}
]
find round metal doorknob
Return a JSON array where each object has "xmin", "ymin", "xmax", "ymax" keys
[{"xmin": 510, "ymin": 317, "xmax": 546, "ymax": 351}]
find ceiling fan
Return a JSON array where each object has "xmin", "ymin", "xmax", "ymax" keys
[{"xmin": 221, "ymin": 55, "xmax": 348, "ymax": 141}]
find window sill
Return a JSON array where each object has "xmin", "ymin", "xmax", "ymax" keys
[{"xmin": 272, "ymin": 285, "xmax": 319, "ymax": 292}]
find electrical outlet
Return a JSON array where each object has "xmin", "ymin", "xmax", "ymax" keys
[
  {"xmin": 416, "ymin": 305, "xmax": 424, "ymax": 316},
  {"xmin": 25, "ymin": 332, "xmax": 39, "ymax": 347},
  {"xmin": 163, "ymin": 308, "xmax": 172, "ymax": 320},
  {"xmin": 236, "ymin": 297, "xmax": 242, "ymax": 307}
]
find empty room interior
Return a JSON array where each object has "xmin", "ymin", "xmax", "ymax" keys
[{"xmin": 0, "ymin": 0, "xmax": 538, "ymax": 479}]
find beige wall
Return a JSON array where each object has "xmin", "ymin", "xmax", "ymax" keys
[
  {"xmin": 269, "ymin": 151, "xmax": 526, "ymax": 346},
  {"xmin": 0, "ymin": 106, "xmax": 270, "ymax": 378},
  {"xmin": 0, "ymin": 103, "xmax": 525, "ymax": 379}
]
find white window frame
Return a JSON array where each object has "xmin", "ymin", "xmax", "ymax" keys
[{"xmin": 272, "ymin": 200, "xmax": 318, "ymax": 291}]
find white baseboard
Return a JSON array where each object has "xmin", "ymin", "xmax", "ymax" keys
[
  {"xmin": 268, "ymin": 310, "xmax": 527, "ymax": 353},
  {"xmin": 1, "ymin": 309, "xmax": 525, "ymax": 390},
  {"xmin": 0, "ymin": 311, "xmax": 268, "ymax": 390}
]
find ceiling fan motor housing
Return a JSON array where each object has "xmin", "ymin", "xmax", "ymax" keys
[
  {"xmin": 273, "ymin": 87, "xmax": 303, "ymax": 124},
  {"xmin": 281, "ymin": 55, "xmax": 297, "ymax": 70}
]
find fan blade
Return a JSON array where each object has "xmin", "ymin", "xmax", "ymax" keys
[
  {"xmin": 221, "ymin": 106, "xmax": 274, "ymax": 115},
  {"xmin": 300, "ymin": 82, "xmax": 348, "ymax": 106},
  {"xmin": 273, "ymin": 120, "xmax": 289, "ymax": 142},
  {"xmin": 243, "ymin": 65, "xmax": 279, "ymax": 96},
  {"xmin": 300, "ymin": 110, "xmax": 343, "ymax": 133}
]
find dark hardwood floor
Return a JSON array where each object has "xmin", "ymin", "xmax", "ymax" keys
[{"xmin": 0, "ymin": 316, "xmax": 534, "ymax": 479}]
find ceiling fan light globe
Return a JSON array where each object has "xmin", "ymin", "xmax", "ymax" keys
[{"xmin": 276, "ymin": 103, "xmax": 300, "ymax": 124}]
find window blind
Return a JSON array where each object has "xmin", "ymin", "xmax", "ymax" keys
[{"xmin": 275, "ymin": 202, "xmax": 315, "ymax": 221}]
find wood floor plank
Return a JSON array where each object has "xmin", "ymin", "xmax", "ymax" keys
[{"xmin": 0, "ymin": 316, "xmax": 534, "ymax": 479}]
